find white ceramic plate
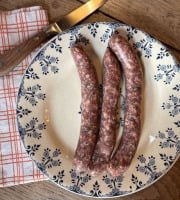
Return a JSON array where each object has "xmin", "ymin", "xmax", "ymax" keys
[{"xmin": 16, "ymin": 22, "xmax": 180, "ymax": 198}]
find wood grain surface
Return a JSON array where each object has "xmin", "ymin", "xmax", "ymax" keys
[{"xmin": 0, "ymin": 0, "xmax": 179, "ymax": 199}]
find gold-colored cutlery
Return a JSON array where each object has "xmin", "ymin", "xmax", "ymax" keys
[{"xmin": 0, "ymin": 0, "xmax": 107, "ymax": 75}]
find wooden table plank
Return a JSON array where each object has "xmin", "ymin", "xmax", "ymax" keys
[
  {"xmin": 1, "ymin": 0, "xmax": 180, "ymax": 50},
  {"xmin": 99, "ymin": 0, "xmax": 180, "ymax": 50}
]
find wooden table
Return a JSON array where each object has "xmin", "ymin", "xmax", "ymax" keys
[{"xmin": 0, "ymin": 0, "xmax": 180, "ymax": 199}]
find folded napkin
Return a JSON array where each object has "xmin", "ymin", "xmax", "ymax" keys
[{"xmin": 0, "ymin": 6, "xmax": 49, "ymax": 187}]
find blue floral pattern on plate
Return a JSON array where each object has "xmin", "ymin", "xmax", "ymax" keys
[{"xmin": 16, "ymin": 22, "xmax": 180, "ymax": 198}]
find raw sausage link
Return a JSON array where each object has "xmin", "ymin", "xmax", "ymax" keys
[
  {"xmin": 107, "ymin": 33, "xmax": 143, "ymax": 177},
  {"xmin": 71, "ymin": 44, "xmax": 100, "ymax": 172},
  {"xmin": 90, "ymin": 47, "xmax": 121, "ymax": 175}
]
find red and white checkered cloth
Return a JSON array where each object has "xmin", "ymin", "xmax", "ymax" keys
[{"xmin": 0, "ymin": 6, "xmax": 49, "ymax": 187}]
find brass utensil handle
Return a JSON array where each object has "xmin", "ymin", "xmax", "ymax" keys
[{"xmin": 0, "ymin": 31, "xmax": 49, "ymax": 76}]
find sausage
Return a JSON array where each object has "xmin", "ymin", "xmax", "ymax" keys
[
  {"xmin": 71, "ymin": 44, "xmax": 100, "ymax": 172},
  {"xmin": 90, "ymin": 47, "xmax": 121, "ymax": 175},
  {"xmin": 107, "ymin": 33, "xmax": 143, "ymax": 177}
]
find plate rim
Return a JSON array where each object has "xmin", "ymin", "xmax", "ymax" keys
[{"xmin": 16, "ymin": 21, "xmax": 180, "ymax": 198}]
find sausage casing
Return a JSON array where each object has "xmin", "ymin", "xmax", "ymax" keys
[
  {"xmin": 90, "ymin": 47, "xmax": 121, "ymax": 175},
  {"xmin": 71, "ymin": 44, "xmax": 100, "ymax": 172},
  {"xmin": 107, "ymin": 33, "xmax": 143, "ymax": 177}
]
